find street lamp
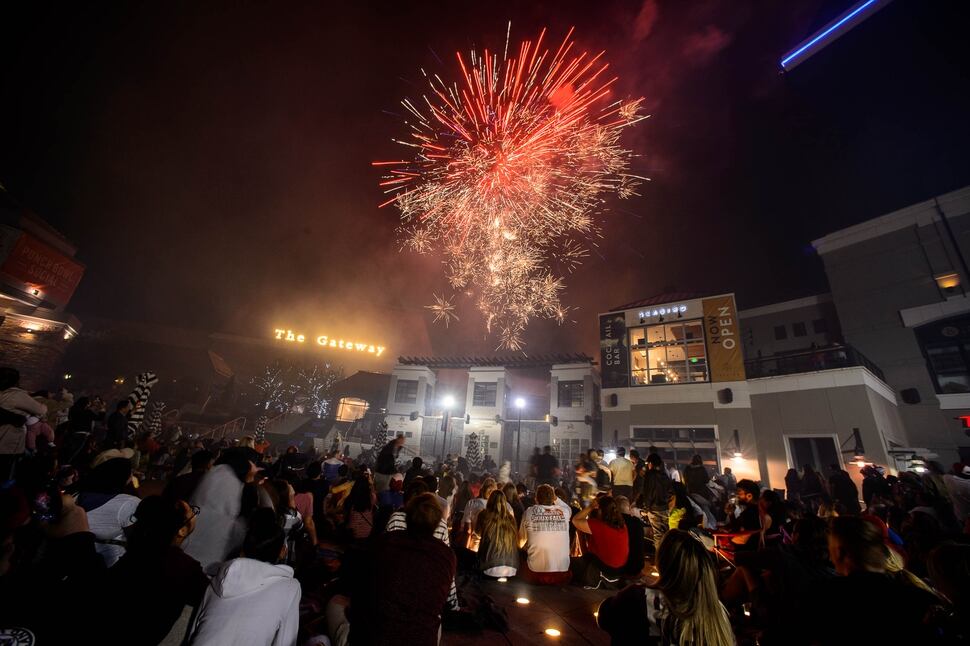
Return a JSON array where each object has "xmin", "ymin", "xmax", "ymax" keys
[
  {"xmin": 440, "ymin": 394, "xmax": 456, "ymax": 463},
  {"xmin": 514, "ymin": 397, "xmax": 525, "ymax": 477}
]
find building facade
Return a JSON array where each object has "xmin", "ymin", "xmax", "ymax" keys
[
  {"xmin": 599, "ymin": 292, "xmax": 908, "ymax": 490},
  {"xmin": 814, "ymin": 185, "xmax": 970, "ymax": 464}
]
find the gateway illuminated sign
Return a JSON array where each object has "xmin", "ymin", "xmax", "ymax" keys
[{"xmin": 274, "ymin": 329, "xmax": 386, "ymax": 357}]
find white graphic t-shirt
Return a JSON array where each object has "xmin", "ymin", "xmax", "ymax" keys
[{"xmin": 518, "ymin": 498, "xmax": 572, "ymax": 573}]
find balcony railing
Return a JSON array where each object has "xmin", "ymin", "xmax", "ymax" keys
[{"xmin": 744, "ymin": 344, "xmax": 885, "ymax": 381}]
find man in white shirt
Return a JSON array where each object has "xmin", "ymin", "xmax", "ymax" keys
[
  {"xmin": 518, "ymin": 484, "xmax": 573, "ymax": 585},
  {"xmin": 609, "ymin": 447, "xmax": 635, "ymax": 500}
]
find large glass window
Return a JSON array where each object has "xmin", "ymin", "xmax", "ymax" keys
[
  {"xmin": 787, "ymin": 436, "xmax": 840, "ymax": 473},
  {"xmin": 336, "ymin": 397, "xmax": 369, "ymax": 422},
  {"xmin": 917, "ymin": 315, "xmax": 970, "ymax": 394},
  {"xmin": 630, "ymin": 427, "xmax": 720, "ymax": 474},
  {"xmin": 629, "ymin": 320, "xmax": 708, "ymax": 386},
  {"xmin": 394, "ymin": 379, "xmax": 418, "ymax": 404},
  {"xmin": 557, "ymin": 380, "xmax": 584, "ymax": 407},
  {"xmin": 473, "ymin": 382, "xmax": 497, "ymax": 407}
]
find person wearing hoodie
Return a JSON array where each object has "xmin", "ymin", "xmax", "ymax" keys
[
  {"xmin": 0, "ymin": 367, "xmax": 47, "ymax": 481},
  {"xmin": 188, "ymin": 507, "xmax": 301, "ymax": 646},
  {"xmin": 181, "ymin": 448, "xmax": 256, "ymax": 569}
]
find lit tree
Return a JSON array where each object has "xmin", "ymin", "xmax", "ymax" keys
[
  {"xmin": 372, "ymin": 421, "xmax": 389, "ymax": 453},
  {"xmin": 465, "ymin": 432, "xmax": 483, "ymax": 471},
  {"xmin": 252, "ymin": 361, "xmax": 290, "ymax": 413},
  {"xmin": 294, "ymin": 364, "xmax": 343, "ymax": 418},
  {"xmin": 254, "ymin": 415, "xmax": 268, "ymax": 443}
]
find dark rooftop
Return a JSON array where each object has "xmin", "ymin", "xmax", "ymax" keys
[{"xmin": 397, "ymin": 353, "xmax": 594, "ymax": 369}]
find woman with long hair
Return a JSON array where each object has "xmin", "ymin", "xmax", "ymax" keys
[
  {"xmin": 475, "ymin": 490, "xmax": 519, "ymax": 578},
  {"xmin": 573, "ymin": 495, "xmax": 629, "ymax": 582},
  {"xmin": 343, "ymin": 474, "xmax": 377, "ymax": 541},
  {"xmin": 502, "ymin": 481, "xmax": 524, "ymax": 526},
  {"xmin": 597, "ymin": 529, "xmax": 734, "ymax": 645},
  {"xmin": 269, "ymin": 478, "xmax": 307, "ymax": 565}
]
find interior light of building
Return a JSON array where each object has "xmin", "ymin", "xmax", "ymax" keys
[{"xmin": 935, "ymin": 273, "xmax": 961, "ymax": 292}]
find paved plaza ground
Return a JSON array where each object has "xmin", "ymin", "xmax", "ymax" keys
[{"xmin": 443, "ymin": 565, "xmax": 660, "ymax": 645}]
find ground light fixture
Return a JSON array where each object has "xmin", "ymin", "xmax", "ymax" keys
[
  {"xmin": 516, "ymin": 597, "xmax": 530, "ymax": 605},
  {"xmin": 544, "ymin": 628, "xmax": 561, "ymax": 638},
  {"xmin": 497, "ymin": 577, "xmax": 508, "ymax": 583}
]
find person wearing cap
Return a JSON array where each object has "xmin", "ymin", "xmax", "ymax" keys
[{"xmin": 77, "ymin": 456, "xmax": 140, "ymax": 567}]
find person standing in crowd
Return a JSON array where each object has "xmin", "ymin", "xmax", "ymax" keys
[
  {"xmin": 828, "ymin": 464, "xmax": 861, "ymax": 514},
  {"xmin": 642, "ymin": 453, "xmax": 673, "ymax": 554},
  {"xmin": 784, "ymin": 468, "xmax": 802, "ymax": 502},
  {"xmin": 536, "ymin": 445, "xmax": 560, "ymax": 487},
  {"xmin": 322, "ymin": 450, "xmax": 344, "ymax": 482},
  {"xmin": 597, "ymin": 529, "xmax": 735, "ymax": 645},
  {"xmin": 0, "ymin": 367, "xmax": 47, "ymax": 481},
  {"xmin": 105, "ymin": 496, "xmax": 209, "ymax": 645},
  {"xmin": 482, "ymin": 454, "xmax": 497, "ymax": 473},
  {"xmin": 106, "ymin": 400, "xmax": 132, "ymax": 449},
  {"xmin": 609, "ymin": 447, "xmax": 635, "ymax": 500},
  {"xmin": 181, "ymin": 448, "xmax": 256, "ymax": 569},
  {"xmin": 944, "ymin": 464, "xmax": 970, "ymax": 527},
  {"xmin": 800, "ymin": 464, "xmax": 826, "ymax": 512},
  {"xmin": 403, "ymin": 456, "xmax": 426, "ymax": 487},
  {"xmin": 165, "ymin": 449, "xmax": 213, "ymax": 504},
  {"xmin": 374, "ymin": 434, "xmax": 404, "ymax": 493},
  {"xmin": 718, "ymin": 466, "xmax": 738, "ymax": 497},
  {"xmin": 188, "ymin": 508, "xmax": 301, "ymax": 646},
  {"xmin": 351, "ymin": 493, "xmax": 457, "ymax": 646},
  {"xmin": 518, "ymin": 484, "xmax": 572, "ymax": 585},
  {"xmin": 77, "ymin": 455, "xmax": 140, "ymax": 567}
]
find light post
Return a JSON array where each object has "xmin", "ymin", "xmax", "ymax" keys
[
  {"xmin": 440, "ymin": 395, "xmax": 455, "ymax": 464},
  {"xmin": 514, "ymin": 396, "xmax": 525, "ymax": 478}
]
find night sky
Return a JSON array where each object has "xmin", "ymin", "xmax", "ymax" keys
[{"xmin": 2, "ymin": 0, "xmax": 969, "ymax": 360}]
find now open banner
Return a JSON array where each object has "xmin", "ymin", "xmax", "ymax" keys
[{"xmin": 702, "ymin": 295, "xmax": 745, "ymax": 383}]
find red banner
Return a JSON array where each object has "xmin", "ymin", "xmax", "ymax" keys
[{"xmin": 0, "ymin": 233, "xmax": 85, "ymax": 307}]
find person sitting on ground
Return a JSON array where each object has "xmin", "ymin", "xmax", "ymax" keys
[
  {"xmin": 378, "ymin": 472, "xmax": 405, "ymax": 510},
  {"xmin": 720, "ymin": 479, "xmax": 761, "ymax": 549},
  {"xmin": 165, "ymin": 449, "xmax": 213, "ymax": 505},
  {"xmin": 572, "ymin": 495, "xmax": 629, "ymax": 583},
  {"xmin": 322, "ymin": 450, "xmax": 344, "ymax": 482},
  {"xmin": 669, "ymin": 481, "xmax": 704, "ymax": 531},
  {"xmin": 475, "ymin": 490, "xmax": 519, "ymax": 578},
  {"xmin": 325, "ymin": 464, "xmax": 354, "ymax": 521},
  {"xmin": 793, "ymin": 516, "xmax": 940, "ymax": 644},
  {"xmin": 502, "ymin": 481, "xmax": 524, "ymax": 526},
  {"xmin": 615, "ymin": 495, "xmax": 647, "ymax": 579},
  {"xmin": 437, "ymin": 473, "xmax": 456, "ymax": 520},
  {"xmin": 518, "ymin": 484, "xmax": 572, "ymax": 585},
  {"xmin": 187, "ymin": 507, "xmax": 301, "ymax": 646},
  {"xmin": 424, "ymin": 475, "xmax": 449, "ymax": 519},
  {"xmin": 597, "ymin": 529, "xmax": 735, "ymax": 645},
  {"xmin": 350, "ymin": 493, "xmax": 457, "ymax": 646},
  {"xmin": 269, "ymin": 478, "xmax": 309, "ymax": 566},
  {"xmin": 76, "ymin": 456, "xmax": 140, "ymax": 567},
  {"xmin": 343, "ymin": 474, "xmax": 377, "ymax": 542},
  {"xmin": 462, "ymin": 477, "xmax": 498, "ymax": 535},
  {"xmin": 105, "ymin": 496, "xmax": 209, "ymax": 646}
]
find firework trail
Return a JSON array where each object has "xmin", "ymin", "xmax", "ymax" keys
[{"xmin": 375, "ymin": 26, "xmax": 646, "ymax": 350}]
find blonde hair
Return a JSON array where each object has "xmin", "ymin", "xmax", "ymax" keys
[
  {"xmin": 656, "ymin": 530, "xmax": 735, "ymax": 646},
  {"xmin": 477, "ymin": 491, "xmax": 518, "ymax": 562},
  {"xmin": 238, "ymin": 436, "xmax": 256, "ymax": 449}
]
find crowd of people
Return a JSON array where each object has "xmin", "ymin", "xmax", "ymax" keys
[{"xmin": 1, "ymin": 365, "xmax": 970, "ymax": 645}]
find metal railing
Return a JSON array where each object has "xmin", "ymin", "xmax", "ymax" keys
[{"xmin": 744, "ymin": 344, "xmax": 885, "ymax": 381}]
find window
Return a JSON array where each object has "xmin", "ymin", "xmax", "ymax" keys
[
  {"xmin": 774, "ymin": 325, "xmax": 787, "ymax": 340},
  {"xmin": 630, "ymin": 427, "xmax": 720, "ymax": 473},
  {"xmin": 793, "ymin": 322, "xmax": 807, "ymax": 337},
  {"xmin": 557, "ymin": 380, "xmax": 584, "ymax": 407},
  {"xmin": 787, "ymin": 436, "xmax": 839, "ymax": 474},
  {"xmin": 917, "ymin": 315, "xmax": 970, "ymax": 394},
  {"xmin": 628, "ymin": 320, "xmax": 708, "ymax": 386},
  {"xmin": 551, "ymin": 437, "xmax": 591, "ymax": 466},
  {"xmin": 424, "ymin": 384, "xmax": 434, "ymax": 412},
  {"xmin": 472, "ymin": 382, "xmax": 497, "ymax": 407},
  {"xmin": 336, "ymin": 397, "xmax": 369, "ymax": 422},
  {"xmin": 394, "ymin": 379, "xmax": 418, "ymax": 404},
  {"xmin": 812, "ymin": 318, "xmax": 828, "ymax": 334}
]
